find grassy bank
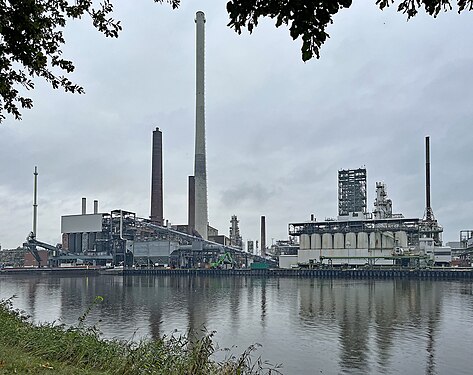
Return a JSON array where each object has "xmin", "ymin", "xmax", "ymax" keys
[{"xmin": 0, "ymin": 298, "xmax": 280, "ymax": 374}]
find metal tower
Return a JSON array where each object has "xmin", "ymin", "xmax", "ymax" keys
[
  {"xmin": 338, "ymin": 168, "xmax": 367, "ymax": 216},
  {"xmin": 229, "ymin": 215, "xmax": 243, "ymax": 249}
]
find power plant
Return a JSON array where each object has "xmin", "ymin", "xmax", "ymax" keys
[
  {"xmin": 16, "ymin": 11, "xmax": 271, "ymax": 270},
  {"xmin": 7, "ymin": 13, "xmax": 472, "ymax": 275},
  {"xmin": 282, "ymin": 136, "xmax": 452, "ymax": 269}
]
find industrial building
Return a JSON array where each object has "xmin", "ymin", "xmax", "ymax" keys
[
  {"xmin": 15, "ymin": 12, "xmax": 267, "ymax": 271},
  {"xmin": 58, "ymin": 200, "xmax": 255, "ymax": 268},
  {"xmin": 338, "ymin": 168, "xmax": 367, "ymax": 216},
  {"xmin": 284, "ymin": 137, "xmax": 451, "ymax": 268}
]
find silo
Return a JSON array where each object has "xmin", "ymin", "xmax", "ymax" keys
[
  {"xmin": 311, "ymin": 233, "xmax": 321, "ymax": 249},
  {"xmin": 300, "ymin": 234, "xmax": 310, "ymax": 250},
  {"xmin": 62, "ymin": 233, "xmax": 69, "ymax": 252},
  {"xmin": 82, "ymin": 233, "xmax": 88, "ymax": 252},
  {"xmin": 395, "ymin": 231, "xmax": 408, "ymax": 248},
  {"xmin": 345, "ymin": 232, "xmax": 357, "ymax": 248},
  {"xmin": 369, "ymin": 232, "xmax": 381, "ymax": 249},
  {"xmin": 334, "ymin": 233, "xmax": 345, "ymax": 249},
  {"xmin": 357, "ymin": 232, "xmax": 369, "ymax": 249},
  {"xmin": 322, "ymin": 233, "xmax": 333, "ymax": 249},
  {"xmin": 382, "ymin": 231, "xmax": 394, "ymax": 249}
]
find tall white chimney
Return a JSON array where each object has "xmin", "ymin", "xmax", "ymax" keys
[{"xmin": 194, "ymin": 11, "xmax": 208, "ymax": 239}]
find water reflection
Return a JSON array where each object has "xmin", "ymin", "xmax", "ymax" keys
[
  {"xmin": 0, "ymin": 275, "xmax": 472, "ymax": 374},
  {"xmin": 296, "ymin": 280, "xmax": 448, "ymax": 374}
]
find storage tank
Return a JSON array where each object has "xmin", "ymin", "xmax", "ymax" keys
[
  {"xmin": 322, "ymin": 233, "xmax": 333, "ymax": 249},
  {"xmin": 395, "ymin": 231, "xmax": 408, "ymax": 248},
  {"xmin": 382, "ymin": 231, "xmax": 394, "ymax": 249},
  {"xmin": 357, "ymin": 232, "xmax": 369, "ymax": 249},
  {"xmin": 334, "ymin": 233, "xmax": 345, "ymax": 249},
  {"xmin": 345, "ymin": 232, "xmax": 357, "ymax": 248},
  {"xmin": 369, "ymin": 232, "xmax": 381, "ymax": 249},
  {"xmin": 300, "ymin": 234, "xmax": 310, "ymax": 250},
  {"xmin": 311, "ymin": 233, "xmax": 321, "ymax": 249},
  {"xmin": 82, "ymin": 232, "xmax": 88, "ymax": 252},
  {"xmin": 62, "ymin": 233, "xmax": 69, "ymax": 251}
]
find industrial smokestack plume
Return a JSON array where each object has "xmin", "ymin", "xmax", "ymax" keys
[
  {"xmin": 81, "ymin": 197, "xmax": 86, "ymax": 215},
  {"xmin": 193, "ymin": 11, "xmax": 209, "ymax": 239},
  {"xmin": 94, "ymin": 200, "xmax": 99, "ymax": 214},
  {"xmin": 425, "ymin": 136, "xmax": 432, "ymax": 221},
  {"xmin": 150, "ymin": 127, "xmax": 164, "ymax": 225},
  {"xmin": 261, "ymin": 216, "xmax": 266, "ymax": 258}
]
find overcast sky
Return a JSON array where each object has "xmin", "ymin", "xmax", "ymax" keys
[{"xmin": 1, "ymin": 1, "xmax": 472, "ymax": 249}]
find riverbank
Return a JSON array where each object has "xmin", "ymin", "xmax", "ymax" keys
[
  {"xmin": 124, "ymin": 267, "xmax": 473, "ymax": 280},
  {"xmin": 3, "ymin": 266, "xmax": 473, "ymax": 280},
  {"xmin": 0, "ymin": 298, "xmax": 277, "ymax": 375}
]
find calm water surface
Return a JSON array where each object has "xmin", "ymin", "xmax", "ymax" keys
[{"xmin": 1, "ymin": 274, "xmax": 472, "ymax": 374}]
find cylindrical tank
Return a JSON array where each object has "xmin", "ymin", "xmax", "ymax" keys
[
  {"xmin": 382, "ymin": 231, "xmax": 394, "ymax": 249},
  {"xmin": 62, "ymin": 233, "xmax": 69, "ymax": 252},
  {"xmin": 311, "ymin": 233, "xmax": 321, "ymax": 249},
  {"xmin": 345, "ymin": 232, "xmax": 357, "ymax": 248},
  {"xmin": 357, "ymin": 232, "xmax": 369, "ymax": 249},
  {"xmin": 82, "ymin": 232, "xmax": 89, "ymax": 252},
  {"xmin": 334, "ymin": 233, "xmax": 345, "ymax": 249},
  {"xmin": 322, "ymin": 233, "xmax": 333, "ymax": 249},
  {"xmin": 369, "ymin": 232, "xmax": 381, "ymax": 249},
  {"xmin": 395, "ymin": 231, "xmax": 408, "ymax": 248},
  {"xmin": 300, "ymin": 234, "xmax": 310, "ymax": 250}
]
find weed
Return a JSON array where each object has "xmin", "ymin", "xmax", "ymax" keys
[{"xmin": 0, "ymin": 297, "xmax": 282, "ymax": 374}]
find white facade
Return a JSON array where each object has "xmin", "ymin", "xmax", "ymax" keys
[
  {"xmin": 61, "ymin": 214, "xmax": 103, "ymax": 234},
  {"xmin": 279, "ymin": 255, "xmax": 298, "ymax": 269}
]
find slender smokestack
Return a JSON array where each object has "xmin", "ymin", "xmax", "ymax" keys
[
  {"xmin": 82, "ymin": 197, "xmax": 86, "ymax": 215},
  {"xmin": 194, "ymin": 11, "xmax": 208, "ymax": 239},
  {"xmin": 188, "ymin": 176, "xmax": 195, "ymax": 234},
  {"xmin": 150, "ymin": 127, "xmax": 164, "ymax": 225},
  {"xmin": 94, "ymin": 200, "xmax": 99, "ymax": 214},
  {"xmin": 261, "ymin": 216, "xmax": 266, "ymax": 258},
  {"xmin": 33, "ymin": 166, "xmax": 38, "ymax": 237},
  {"xmin": 425, "ymin": 136, "xmax": 432, "ymax": 221}
]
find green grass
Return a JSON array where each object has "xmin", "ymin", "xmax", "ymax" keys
[
  {"xmin": 0, "ymin": 297, "xmax": 281, "ymax": 375},
  {"xmin": 0, "ymin": 345, "xmax": 107, "ymax": 374}
]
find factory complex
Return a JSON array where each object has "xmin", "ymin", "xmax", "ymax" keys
[
  {"xmin": 2, "ymin": 12, "xmax": 473, "ymax": 274},
  {"xmin": 11, "ymin": 11, "xmax": 266, "ymax": 271},
  {"xmin": 279, "ymin": 138, "xmax": 473, "ymax": 269}
]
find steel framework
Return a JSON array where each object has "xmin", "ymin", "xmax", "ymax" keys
[{"xmin": 338, "ymin": 168, "xmax": 367, "ymax": 216}]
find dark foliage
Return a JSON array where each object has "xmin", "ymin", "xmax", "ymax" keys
[
  {"xmin": 0, "ymin": 0, "xmax": 179, "ymax": 122},
  {"xmin": 226, "ymin": 0, "xmax": 473, "ymax": 61},
  {"xmin": 0, "ymin": 0, "xmax": 471, "ymax": 122}
]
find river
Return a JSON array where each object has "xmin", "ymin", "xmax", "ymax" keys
[{"xmin": 0, "ymin": 274, "xmax": 472, "ymax": 374}]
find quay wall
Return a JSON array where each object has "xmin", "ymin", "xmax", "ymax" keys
[
  {"xmin": 0, "ymin": 267, "xmax": 102, "ymax": 276},
  {"xmin": 124, "ymin": 268, "xmax": 473, "ymax": 280}
]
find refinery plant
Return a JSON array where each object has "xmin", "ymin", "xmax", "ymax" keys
[
  {"xmin": 2, "ymin": 11, "xmax": 473, "ymax": 275},
  {"xmin": 281, "ymin": 137, "xmax": 454, "ymax": 269}
]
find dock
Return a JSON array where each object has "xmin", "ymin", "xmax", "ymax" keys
[{"xmin": 123, "ymin": 267, "xmax": 473, "ymax": 280}]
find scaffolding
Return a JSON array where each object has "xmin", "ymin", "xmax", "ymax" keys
[{"xmin": 338, "ymin": 168, "xmax": 367, "ymax": 216}]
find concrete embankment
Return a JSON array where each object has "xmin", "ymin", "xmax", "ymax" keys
[
  {"xmin": 0, "ymin": 267, "xmax": 103, "ymax": 276},
  {"xmin": 3, "ymin": 267, "xmax": 472, "ymax": 280},
  {"xmin": 124, "ymin": 268, "xmax": 473, "ymax": 280}
]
